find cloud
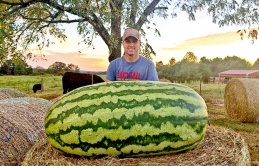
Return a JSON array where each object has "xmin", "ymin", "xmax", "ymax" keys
[
  {"xmin": 44, "ymin": 49, "xmax": 91, "ymax": 58},
  {"xmin": 163, "ymin": 31, "xmax": 241, "ymax": 51}
]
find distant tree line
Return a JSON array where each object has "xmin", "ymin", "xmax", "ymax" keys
[
  {"xmin": 0, "ymin": 58, "xmax": 80, "ymax": 75},
  {"xmin": 156, "ymin": 52, "xmax": 259, "ymax": 83},
  {"xmin": 0, "ymin": 56, "xmax": 33, "ymax": 75},
  {"xmin": 33, "ymin": 62, "xmax": 80, "ymax": 75}
]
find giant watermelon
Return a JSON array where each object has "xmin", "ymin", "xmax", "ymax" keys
[{"xmin": 44, "ymin": 81, "xmax": 208, "ymax": 157}]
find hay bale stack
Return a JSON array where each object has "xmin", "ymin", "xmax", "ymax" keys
[
  {"xmin": 0, "ymin": 97, "xmax": 53, "ymax": 166},
  {"xmin": 0, "ymin": 88, "xmax": 27, "ymax": 100},
  {"xmin": 21, "ymin": 125, "xmax": 250, "ymax": 166},
  {"xmin": 224, "ymin": 78, "xmax": 259, "ymax": 123}
]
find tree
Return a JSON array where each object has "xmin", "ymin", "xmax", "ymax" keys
[
  {"xmin": 34, "ymin": 66, "xmax": 46, "ymax": 74},
  {"xmin": 182, "ymin": 51, "xmax": 198, "ymax": 63},
  {"xmin": 209, "ymin": 57, "xmax": 224, "ymax": 76},
  {"xmin": 198, "ymin": 63, "xmax": 212, "ymax": 83},
  {"xmin": 223, "ymin": 56, "xmax": 251, "ymax": 70},
  {"xmin": 168, "ymin": 57, "xmax": 176, "ymax": 66},
  {"xmin": 1, "ymin": 0, "xmax": 259, "ymax": 63},
  {"xmin": 0, "ymin": 4, "xmax": 12, "ymax": 64},
  {"xmin": 48, "ymin": 62, "xmax": 66, "ymax": 73},
  {"xmin": 66, "ymin": 63, "xmax": 80, "ymax": 72},
  {"xmin": 1, "ymin": 56, "xmax": 32, "ymax": 75},
  {"xmin": 199, "ymin": 56, "xmax": 211, "ymax": 64},
  {"xmin": 156, "ymin": 61, "xmax": 164, "ymax": 67},
  {"xmin": 0, "ymin": 4, "xmax": 34, "ymax": 65},
  {"xmin": 0, "ymin": 0, "xmax": 169, "ymax": 62},
  {"xmin": 252, "ymin": 58, "xmax": 259, "ymax": 69}
]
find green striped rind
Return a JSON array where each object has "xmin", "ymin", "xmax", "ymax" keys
[{"xmin": 44, "ymin": 81, "xmax": 208, "ymax": 157}]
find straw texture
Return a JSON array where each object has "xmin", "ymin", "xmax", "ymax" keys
[
  {"xmin": 21, "ymin": 125, "xmax": 250, "ymax": 166},
  {"xmin": 0, "ymin": 97, "xmax": 52, "ymax": 166},
  {"xmin": 0, "ymin": 88, "xmax": 27, "ymax": 100},
  {"xmin": 224, "ymin": 78, "xmax": 259, "ymax": 123}
]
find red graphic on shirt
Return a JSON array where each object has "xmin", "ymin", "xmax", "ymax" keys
[{"xmin": 117, "ymin": 71, "xmax": 140, "ymax": 80}]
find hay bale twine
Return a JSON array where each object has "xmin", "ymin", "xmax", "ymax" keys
[
  {"xmin": 224, "ymin": 78, "xmax": 259, "ymax": 123},
  {"xmin": 21, "ymin": 125, "xmax": 250, "ymax": 166},
  {"xmin": 0, "ymin": 88, "xmax": 27, "ymax": 100},
  {"xmin": 0, "ymin": 97, "xmax": 53, "ymax": 166}
]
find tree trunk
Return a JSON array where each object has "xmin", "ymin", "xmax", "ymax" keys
[
  {"xmin": 108, "ymin": 1, "xmax": 123, "ymax": 62},
  {"xmin": 108, "ymin": 44, "xmax": 121, "ymax": 62}
]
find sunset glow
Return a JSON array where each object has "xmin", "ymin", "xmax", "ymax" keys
[{"xmin": 27, "ymin": 11, "xmax": 259, "ymax": 71}]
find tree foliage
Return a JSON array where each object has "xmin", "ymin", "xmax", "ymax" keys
[
  {"xmin": 157, "ymin": 54, "xmax": 254, "ymax": 83},
  {"xmin": 0, "ymin": 55, "xmax": 33, "ymax": 75},
  {"xmin": 66, "ymin": 63, "xmax": 80, "ymax": 72},
  {"xmin": 183, "ymin": 51, "xmax": 198, "ymax": 63},
  {"xmin": 47, "ymin": 61, "xmax": 80, "ymax": 74},
  {"xmin": 252, "ymin": 58, "xmax": 259, "ymax": 69},
  {"xmin": 168, "ymin": 57, "xmax": 176, "ymax": 65},
  {"xmin": 47, "ymin": 61, "xmax": 66, "ymax": 73},
  {"xmin": 1, "ymin": 0, "xmax": 259, "ymax": 64}
]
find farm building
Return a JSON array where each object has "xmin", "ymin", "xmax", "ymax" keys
[
  {"xmin": 208, "ymin": 70, "xmax": 259, "ymax": 84},
  {"xmin": 218, "ymin": 70, "xmax": 259, "ymax": 78}
]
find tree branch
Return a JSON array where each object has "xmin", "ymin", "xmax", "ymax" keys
[
  {"xmin": 90, "ymin": 13, "xmax": 110, "ymax": 46},
  {"xmin": 129, "ymin": 0, "xmax": 137, "ymax": 24},
  {"xmin": 135, "ymin": 0, "xmax": 162, "ymax": 29}
]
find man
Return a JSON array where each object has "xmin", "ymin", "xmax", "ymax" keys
[{"xmin": 105, "ymin": 28, "xmax": 159, "ymax": 81}]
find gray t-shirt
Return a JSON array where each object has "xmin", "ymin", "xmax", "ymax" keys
[{"xmin": 106, "ymin": 56, "xmax": 159, "ymax": 81}]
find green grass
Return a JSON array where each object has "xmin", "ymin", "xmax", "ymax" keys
[
  {"xmin": 0, "ymin": 74, "xmax": 106, "ymax": 100},
  {"xmin": 0, "ymin": 74, "xmax": 63, "ymax": 100},
  {"xmin": 183, "ymin": 82, "xmax": 225, "ymax": 101},
  {"xmin": 211, "ymin": 118, "xmax": 259, "ymax": 132}
]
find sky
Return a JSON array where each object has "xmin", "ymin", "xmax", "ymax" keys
[{"xmin": 27, "ymin": 10, "xmax": 259, "ymax": 71}]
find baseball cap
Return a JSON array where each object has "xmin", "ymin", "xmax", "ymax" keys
[{"xmin": 122, "ymin": 29, "xmax": 140, "ymax": 41}]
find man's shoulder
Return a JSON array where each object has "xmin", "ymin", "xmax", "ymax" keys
[
  {"xmin": 139, "ymin": 56, "xmax": 153, "ymax": 64},
  {"xmin": 110, "ymin": 56, "xmax": 124, "ymax": 63}
]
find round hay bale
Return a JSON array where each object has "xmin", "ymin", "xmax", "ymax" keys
[
  {"xmin": 0, "ymin": 97, "xmax": 53, "ymax": 166},
  {"xmin": 224, "ymin": 78, "xmax": 259, "ymax": 123},
  {"xmin": 21, "ymin": 125, "xmax": 250, "ymax": 166},
  {"xmin": 0, "ymin": 88, "xmax": 27, "ymax": 100}
]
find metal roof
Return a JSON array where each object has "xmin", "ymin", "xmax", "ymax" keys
[{"xmin": 218, "ymin": 70, "xmax": 259, "ymax": 77}]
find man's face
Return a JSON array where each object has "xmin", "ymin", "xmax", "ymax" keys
[{"xmin": 122, "ymin": 36, "xmax": 141, "ymax": 56}]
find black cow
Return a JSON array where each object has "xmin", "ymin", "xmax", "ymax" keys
[
  {"xmin": 62, "ymin": 72, "xmax": 104, "ymax": 94},
  {"xmin": 32, "ymin": 84, "xmax": 41, "ymax": 93}
]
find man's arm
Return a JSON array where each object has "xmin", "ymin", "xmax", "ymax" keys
[
  {"xmin": 105, "ymin": 61, "xmax": 116, "ymax": 81},
  {"xmin": 148, "ymin": 62, "xmax": 159, "ymax": 81}
]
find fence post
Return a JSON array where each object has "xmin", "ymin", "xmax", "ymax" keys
[
  {"xmin": 92, "ymin": 73, "xmax": 94, "ymax": 84},
  {"xmin": 199, "ymin": 79, "xmax": 202, "ymax": 95},
  {"xmin": 41, "ymin": 78, "xmax": 44, "ymax": 92}
]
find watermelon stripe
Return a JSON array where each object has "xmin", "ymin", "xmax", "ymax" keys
[
  {"xmin": 45, "ymin": 106, "xmax": 207, "ymax": 135},
  {"xmin": 48, "ymin": 122, "xmax": 206, "ymax": 145},
  {"xmin": 47, "ymin": 138, "xmax": 203, "ymax": 157},
  {"xmin": 52, "ymin": 92, "xmax": 203, "ymax": 114},
  {"xmin": 51, "ymin": 84, "xmax": 200, "ymax": 110},
  {"xmin": 45, "ymin": 92, "xmax": 206, "ymax": 126},
  {"xmin": 45, "ymin": 103, "xmax": 207, "ymax": 134},
  {"xmin": 45, "ymin": 81, "xmax": 208, "ymax": 157},
  {"xmin": 46, "ymin": 82, "xmax": 201, "ymax": 120},
  {"xmin": 47, "ymin": 124, "xmax": 206, "ymax": 157}
]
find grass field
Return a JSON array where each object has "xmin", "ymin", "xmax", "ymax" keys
[
  {"xmin": 0, "ymin": 75, "xmax": 258, "ymax": 164},
  {"xmin": 0, "ymin": 74, "xmax": 63, "ymax": 100}
]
